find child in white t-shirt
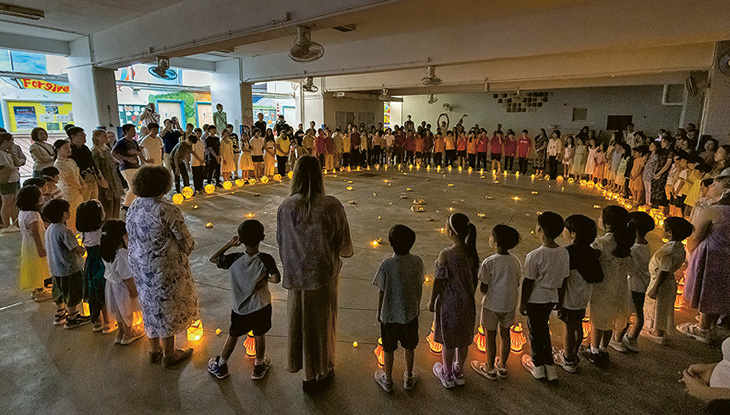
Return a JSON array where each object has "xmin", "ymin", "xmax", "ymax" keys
[
  {"xmin": 554, "ymin": 215, "xmax": 602, "ymax": 374},
  {"xmin": 471, "ymin": 225, "xmax": 521, "ymax": 381},
  {"xmin": 642, "ymin": 217, "xmax": 693, "ymax": 344},
  {"xmin": 207, "ymin": 219, "xmax": 281, "ymax": 380},
  {"xmin": 372, "ymin": 225, "xmax": 424, "ymax": 393},
  {"xmin": 614, "ymin": 212, "xmax": 655, "ymax": 352},
  {"xmin": 520, "ymin": 212, "xmax": 570, "ymax": 382}
]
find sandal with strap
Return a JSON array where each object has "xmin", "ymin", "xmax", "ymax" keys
[{"xmin": 676, "ymin": 322, "xmax": 711, "ymax": 344}]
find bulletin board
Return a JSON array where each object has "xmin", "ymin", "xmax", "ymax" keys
[{"xmin": 5, "ymin": 100, "xmax": 74, "ymax": 132}]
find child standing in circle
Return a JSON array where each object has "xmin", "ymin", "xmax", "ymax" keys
[
  {"xmin": 642, "ymin": 217, "xmax": 693, "ymax": 344},
  {"xmin": 17, "ymin": 185, "xmax": 52, "ymax": 302},
  {"xmin": 429, "ymin": 213, "xmax": 478, "ymax": 389},
  {"xmin": 373, "ymin": 225, "xmax": 424, "ymax": 393},
  {"xmin": 471, "ymin": 225, "xmax": 521, "ymax": 380},
  {"xmin": 100, "ymin": 220, "xmax": 145, "ymax": 345},
  {"xmin": 553, "ymin": 215, "xmax": 602, "ymax": 373},
  {"xmin": 613, "ymin": 211, "xmax": 654, "ymax": 352},
  {"xmin": 520, "ymin": 212, "xmax": 570, "ymax": 382},
  {"xmin": 207, "ymin": 219, "xmax": 281, "ymax": 380},
  {"xmin": 77, "ymin": 200, "xmax": 115, "ymax": 333},
  {"xmin": 582, "ymin": 206, "xmax": 635, "ymax": 366}
]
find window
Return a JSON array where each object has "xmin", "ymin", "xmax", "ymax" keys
[
  {"xmin": 335, "ymin": 111, "xmax": 355, "ymax": 127},
  {"xmin": 662, "ymin": 84, "xmax": 684, "ymax": 106},
  {"xmin": 572, "ymin": 108, "xmax": 588, "ymax": 121},
  {"xmin": 606, "ymin": 115, "xmax": 633, "ymax": 131}
]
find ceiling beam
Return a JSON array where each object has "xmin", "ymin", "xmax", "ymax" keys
[
  {"xmin": 168, "ymin": 57, "xmax": 216, "ymax": 72},
  {"xmin": 0, "ymin": 32, "xmax": 70, "ymax": 55}
]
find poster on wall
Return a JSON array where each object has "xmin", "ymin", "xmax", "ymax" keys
[
  {"xmin": 14, "ymin": 106, "xmax": 37, "ymax": 129},
  {"xmin": 38, "ymin": 114, "xmax": 54, "ymax": 122}
]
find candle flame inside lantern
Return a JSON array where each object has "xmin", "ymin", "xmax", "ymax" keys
[
  {"xmin": 243, "ymin": 331, "xmax": 256, "ymax": 357},
  {"xmin": 426, "ymin": 321, "xmax": 443, "ymax": 354},
  {"xmin": 510, "ymin": 323, "xmax": 526, "ymax": 353},
  {"xmin": 474, "ymin": 326, "xmax": 486, "ymax": 352},
  {"xmin": 374, "ymin": 337, "xmax": 385, "ymax": 367},
  {"xmin": 582, "ymin": 317, "xmax": 591, "ymax": 340}
]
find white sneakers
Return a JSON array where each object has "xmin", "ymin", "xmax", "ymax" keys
[{"xmin": 521, "ymin": 354, "xmax": 557, "ymax": 381}]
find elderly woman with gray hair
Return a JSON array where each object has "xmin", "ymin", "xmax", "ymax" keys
[{"xmin": 277, "ymin": 155, "xmax": 353, "ymax": 393}]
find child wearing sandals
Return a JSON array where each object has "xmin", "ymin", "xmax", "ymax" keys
[
  {"xmin": 207, "ymin": 219, "xmax": 281, "ymax": 380},
  {"xmin": 641, "ymin": 217, "xmax": 693, "ymax": 344},
  {"xmin": 373, "ymin": 224, "xmax": 424, "ymax": 393},
  {"xmin": 553, "ymin": 215, "xmax": 602, "ymax": 373},
  {"xmin": 471, "ymin": 225, "xmax": 521, "ymax": 381},
  {"xmin": 429, "ymin": 213, "xmax": 478, "ymax": 389},
  {"xmin": 42, "ymin": 198, "xmax": 90, "ymax": 329},
  {"xmin": 100, "ymin": 220, "xmax": 145, "ymax": 345},
  {"xmin": 520, "ymin": 212, "xmax": 570, "ymax": 382}
]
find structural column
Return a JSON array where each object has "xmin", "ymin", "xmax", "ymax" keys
[
  {"xmin": 211, "ymin": 59, "xmax": 250, "ymax": 131},
  {"xmin": 701, "ymin": 40, "xmax": 730, "ymax": 143},
  {"xmin": 67, "ymin": 37, "xmax": 120, "ymax": 137}
]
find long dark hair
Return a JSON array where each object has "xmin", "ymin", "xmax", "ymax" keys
[
  {"xmin": 100, "ymin": 220, "xmax": 127, "ymax": 263},
  {"xmin": 448, "ymin": 213, "xmax": 479, "ymax": 272},
  {"xmin": 289, "ymin": 155, "xmax": 324, "ymax": 222},
  {"xmin": 76, "ymin": 200, "xmax": 104, "ymax": 233},
  {"xmin": 601, "ymin": 205, "xmax": 635, "ymax": 258}
]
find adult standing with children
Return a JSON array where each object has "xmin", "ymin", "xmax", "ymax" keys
[
  {"xmin": 277, "ymin": 155, "xmax": 353, "ymax": 393},
  {"xmin": 126, "ymin": 166, "xmax": 200, "ymax": 368}
]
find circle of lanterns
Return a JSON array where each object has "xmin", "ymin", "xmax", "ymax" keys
[
  {"xmin": 172, "ymin": 193, "xmax": 184, "ymax": 205},
  {"xmin": 181, "ymin": 186, "xmax": 194, "ymax": 198},
  {"xmin": 204, "ymin": 184, "xmax": 215, "ymax": 194},
  {"xmin": 222, "ymin": 181, "xmax": 233, "ymax": 190}
]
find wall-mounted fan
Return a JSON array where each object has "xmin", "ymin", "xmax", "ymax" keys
[
  {"xmin": 302, "ymin": 76, "xmax": 318, "ymax": 92},
  {"xmin": 427, "ymin": 94, "xmax": 438, "ymax": 104},
  {"xmin": 289, "ymin": 26, "xmax": 324, "ymax": 63},
  {"xmin": 442, "ymin": 103, "xmax": 453, "ymax": 112},
  {"xmin": 717, "ymin": 48, "xmax": 730, "ymax": 77},
  {"xmin": 378, "ymin": 88, "xmax": 390, "ymax": 101},
  {"xmin": 422, "ymin": 65, "xmax": 442, "ymax": 86},
  {"xmin": 148, "ymin": 56, "xmax": 177, "ymax": 80}
]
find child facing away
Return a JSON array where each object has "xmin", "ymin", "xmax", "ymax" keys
[
  {"xmin": 17, "ymin": 185, "xmax": 52, "ymax": 302},
  {"xmin": 429, "ymin": 213, "xmax": 478, "ymax": 389},
  {"xmin": 77, "ymin": 200, "xmax": 115, "ymax": 333},
  {"xmin": 582, "ymin": 206, "xmax": 635, "ymax": 366},
  {"xmin": 613, "ymin": 212, "xmax": 655, "ymax": 352},
  {"xmin": 372, "ymin": 225, "xmax": 424, "ymax": 393},
  {"xmin": 207, "ymin": 219, "xmax": 281, "ymax": 380},
  {"xmin": 40, "ymin": 166, "xmax": 63, "ymax": 201},
  {"xmin": 519, "ymin": 211, "xmax": 570, "ymax": 382},
  {"xmin": 42, "ymin": 198, "xmax": 89, "ymax": 328},
  {"xmin": 553, "ymin": 215, "xmax": 603, "ymax": 373},
  {"xmin": 641, "ymin": 217, "xmax": 693, "ymax": 344},
  {"xmin": 471, "ymin": 225, "xmax": 521, "ymax": 380},
  {"xmin": 100, "ymin": 220, "xmax": 145, "ymax": 345}
]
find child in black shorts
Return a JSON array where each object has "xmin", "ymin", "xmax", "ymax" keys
[
  {"xmin": 372, "ymin": 225, "xmax": 424, "ymax": 393},
  {"xmin": 207, "ymin": 219, "xmax": 280, "ymax": 380}
]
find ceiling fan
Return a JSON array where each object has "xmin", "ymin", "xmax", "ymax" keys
[
  {"xmin": 378, "ymin": 88, "xmax": 391, "ymax": 101},
  {"xmin": 148, "ymin": 56, "xmax": 177, "ymax": 80},
  {"xmin": 427, "ymin": 94, "xmax": 438, "ymax": 104},
  {"xmin": 422, "ymin": 65, "xmax": 442, "ymax": 86}
]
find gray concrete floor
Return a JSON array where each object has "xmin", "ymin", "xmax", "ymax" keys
[{"xmin": 0, "ymin": 168, "xmax": 723, "ymax": 414}]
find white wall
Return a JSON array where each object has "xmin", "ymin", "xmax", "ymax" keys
[
  {"xmin": 210, "ymin": 59, "xmax": 243, "ymax": 128},
  {"xmin": 402, "ymin": 85, "xmax": 691, "ymax": 138}
]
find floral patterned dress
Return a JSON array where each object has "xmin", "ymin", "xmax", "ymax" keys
[
  {"xmin": 126, "ymin": 196, "xmax": 199, "ymax": 338},
  {"xmin": 533, "ymin": 134, "xmax": 548, "ymax": 170}
]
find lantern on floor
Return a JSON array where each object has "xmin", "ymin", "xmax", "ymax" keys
[
  {"xmin": 81, "ymin": 301, "xmax": 90, "ymax": 317},
  {"xmin": 204, "ymin": 184, "xmax": 215, "ymax": 194},
  {"xmin": 288, "ymin": 171, "xmax": 294, "ymax": 179},
  {"xmin": 510, "ymin": 323, "xmax": 526, "ymax": 353},
  {"xmin": 374, "ymin": 337, "xmax": 385, "ymax": 367},
  {"xmin": 557, "ymin": 175, "xmax": 564, "ymax": 182},
  {"xmin": 182, "ymin": 186, "xmax": 195, "ymax": 198},
  {"xmin": 261, "ymin": 176, "xmax": 270, "ymax": 184},
  {"xmin": 205, "ymin": 222, "xmax": 214, "ymax": 229},
  {"xmin": 346, "ymin": 186, "xmax": 354, "ymax": 191},
  {"xmin": 582, "ymin": 317, "xmax": 591, "ymax": 340},
  {"xmin": 234, "ymin": 179, "xmax": 245, "ymax": 187},
  {"xmin": 222, "ymin": 181, "xmax": 232, "ymax": 190},
  {"xmin": 172, "ymin": 193, "xmax": 184, "ymax": 204},
  {"xmin": 243, "ymin": 331, "xmax": 256, "ymax": 357},
  {"xmin": 187, "ymin": 319, "xmax": 203, "ymax": 341},
  {"xmin": 447, "ymin": 165, "xmax": 452, "ymax": 172},
  {"xmin": 474, "ymin": 326, "xmax": 486, "ymax": 352},
  {"xmin": 426, "ymin": 321, "xmax": 442, "ymax": 354},
  {"xmin": 248, "ymin": 178, "xmax": 257, "ymax": 185},
  {"xmin": 273, "ymin": 174, "xmax": 282, "ymax": 181},
  {"xmin": 568, "ymin": 177, "xmax": 574, "ymax": 183}
]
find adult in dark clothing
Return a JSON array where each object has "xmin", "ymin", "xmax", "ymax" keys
[
  {"xmin": 205, "ymin": 125, "xmax": 222, "ymax": 186},
  {"xmin": 254, "ymin": 113, "xmax": 268, "ymax": 138}
]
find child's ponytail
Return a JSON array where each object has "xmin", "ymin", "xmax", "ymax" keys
[
  {"xmin": 602, "ymin": 205, "xmax": 635, "ymax": 258},
  {"xmin": 100, "ymin": 220, "xmax": 127, "ymax": 263},
  {"xmin": 448, "ymin": 213, "xmax": 479, "ymax": 269}
]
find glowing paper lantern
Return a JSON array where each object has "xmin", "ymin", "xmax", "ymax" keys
[
  {"xmin": 193, "ymin": 204, "xmax": 199, "ymax": 210},
  {"xmin": 426, "ymin": 321, "xmax": 443, "ymax": 354},
  {"xmin": 204, "ymin": 184, "xmax": 215, "ymax": 194},
  {"xmin": 235, "ymin": 179, "xmax": 245, "ymax": 187},
  {"xmin": 353, "ymin": 341, "xmax": 359, "ymax": 348},
  {"xmin": 222, "ymin": 181, "xmax": 232, "ymax": 190},
  {"xmin": 172, "ymin": 193, "xmax": 184, "ymax": 205},
  {"xmin": 447, "ymin": 165, "xmax": 452, "ymax": 172},
  {"xmin": 215, "ymin": 328, "xmax": 222, "ymax": 335},
  {"xmin": 187, "ymin": 319, "xmax": 203, "ymax": 341},
  {"xmin": 556, "ymin": 175, "xmax": 564, "ymax": 182},
  {"xmin": 81, "ymin": 301, "xmax": 90, "ymax": 317},
  {"xmin": 477, "ymin": 213, "xmax": 486, "ymax": 218},
  {"xmin": 582, "ymin": 317, "xmax": 591, "ymax": 340},
  {"xmin": 288, "ymin": 171, "xmax": 293, "ymax": 179},
  {"xmin": 243, "ymin": 331, "xmax": 256, "ymax": 357},
  {"xmin": 531, "ymin": 191, "xmax": 539, "ymax": 195},
  {"xmin": 346, "ymin": 186, "xmax": 354, "ymax": 191},
  {"xmin": 273, "ymin": 174, "xmax": 282, "ymax": 181},
  {"xmin": 568, "ymin": 178, "xmax": 574, "ymax": 183},
  {"xmin": 248, "ymin": 178, "xmax": 257, "ymax": 185},
  {"xmin": 182, "ymin": 186, "xmax": 194, "ymax": 198},
  {"xmin": 512, "ymin": 196, "xmax": 521, "ymax": 201},
  {"xmin": 260, "ymin": 176, "xmax": 269, "ymax": 183},
  {"xmin": 374, "ymin": 337, "xmax": 385, "ymax": 367},
  {"xmin": 474, "ymin": 326, "xmax": 486, "ymax": 352},
  {"xmin": 371, "ymin": 238, "xmax": 381, "ymax": 247},
  {"xmin": 205, "ymin": 222, "xmax": 214, "ymax": 229},
  {"xmin": 510, "ymin": 323, "xmax": 526, "ymax": 353}
]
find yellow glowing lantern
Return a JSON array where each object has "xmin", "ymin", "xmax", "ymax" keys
[
  {"xmin": 416, "ymin": 164, "xmax": 420, "ymax": 170},
  {"xmin": 593, "ymin": 204, "xmax": 601, "ymax": 209},
  {"xmin": 233, "ymin": 179, "xmax": 243, "ymax": 187},
  {"xmin": 261, "ymin": 176, "xmax": 269, "ymax": 183},
  {"xmin": 187, "ymin": 319, "xmax": 203, "ymax": 341},
  {"xmin": 246, "ymin": 213, "xmax": 255, "ymax": 218},
  {"xmin": 447, "ymin": 165, "xmax": 452, "ymax": 172},
  {"xmin": 81, "ymin": 301, "xmax": 90, "ymax": 317},
  {"xmin": 568, "ymin": 178, "xmax": 574, "ymax": 183},
  {"xmin": 172, "ymin": 193, "xmax": 184, "ymax": 205},
  {"xmin": 193, "ymin": 204, "xmax": 199, "ymax": 210},
  {"xmin": 557, "ymin": 175, "xmax": 564, "ymax": 182},
  {"xmin": 503, "ymin": 170, "xmax": 508, "ymax": 176},
  {"xmin": 510, "ymin": 323, "xmax": 526, "ymax": 353},
  {"xmin": 531, "ymin": 174, "xmax": 536, "ymax": 180},
  {"xmin": 374, "ymin": 337, "xmax": 385, "ymax": 367},
  {"xmin": 205, "ymin": 222, "xmax": 213, "ymax": 229},
  {"xmin": 215, "ymin": 328, "xmax": 222, "ymax": 336},
  {"xmin": 248, "ymin": 178, "xmax": 257, "ymax": 185},
  {"xmin": 477, "ymin": 213, "xmax": 486, "ymax": 218},
  {"xmin": 531, "ymin": 191, "xmax": 539, "ymax": 195},
  {"xmin": 468, "ymin": 167, "xmax": 473, "ymax": 173},
  {"xmin": 288, "ymin": 171, "xmax": 294, "ymax": 179},
  {"xmin": 204, "ymin": 184, "xmax": 215, "ymax": 194},
  {"xmin": 512, "ymin": 196, "xmax": 521, "ymax": 201},
  {"xmin": 436, "ymin": 165, "xmax": 441, "ymax": 172},
  {"xmin": 323, "ymin": 169, "xmax": 328, "ymax": 174},
  {"xmin": 375, "ymin": 164, "xmax": 380, "ymax": 170},
  {"xmin": 273, "ymin": 174, "xmax": 282, "ymax": 181},
  {"xmin": 352, "ymin": 341, "xmax": 359, "ymax": 348},
  {"xmin": 222, "ymin": 181, "xmax": 232, "ymax": 190},
  {"xmin": 409, "ymin": 164, "xmax": 414, "ymax": 170},
  {"xmin": 515, "ymin": 170, "xmax": 520, "ymax": 176},
  {"xmin": 384, "ymin": 165, "xmax": 388, "ymax": 171},
  {"xmin": 182, "ymin": 186, "xmax": 194, "ymax": 198},
  {"xmin": 447, "ymin": 183, "xmax": 454, "ymax": 187},
  {"xmin": 474, "ymin": 326, "xmax": 486, "ymax": 352},
  {"xmin": 426, "ymin": 165, "xmax": 431, "ymax": 172},
  {"xmin": 426, "ymin": 321, "xmax": 443, "ymax": 354},
  {"xmin": 439, "ymin": 227, "xmax": 445, "ymax": 233},
  {"xmin": 243, "ymin": 331, "xmax": 256, "ymax": 357},
  {"xmin": 582, "ymin": 317, "xmax": 591, "ymax": 340},
  {"xmin": 346, "ymin": 186, "xmax": 354, "ymax": 191},
  {"xmin": 371, "ymin": 238, "xmax": 381, "ymax": 247}
]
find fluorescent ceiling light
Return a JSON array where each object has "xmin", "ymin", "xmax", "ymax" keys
[{"xmin": 0, "ymin": 4, "xmax": 44, "ymax": 21}]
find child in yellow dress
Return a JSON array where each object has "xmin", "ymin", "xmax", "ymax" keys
[{"xmin": 17, "ymin": 185, "xmax": 51, "ymax": 302}]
